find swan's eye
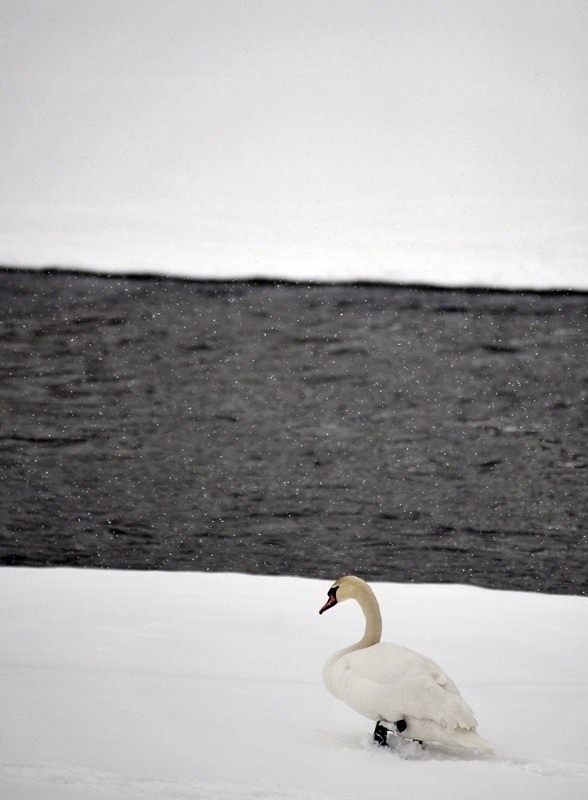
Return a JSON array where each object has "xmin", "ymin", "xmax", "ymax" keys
[{"xmin": 328, "ymin": 586, "xmax": 338, "ymax": 598}]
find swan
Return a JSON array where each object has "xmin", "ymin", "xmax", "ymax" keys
[{"xmin": 319, "ymin": 575, "xmax": 494, "ymax": 751}]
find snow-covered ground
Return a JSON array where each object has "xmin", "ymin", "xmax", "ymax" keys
[
  {"xmin": 1, "ymin": 1, "xmax": 586, "ymax": 290},
  {"xmin": 1, "ymin": 569, "xmax": 586, "ymax": 799}
]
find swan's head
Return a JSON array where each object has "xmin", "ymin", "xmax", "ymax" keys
[{"xmin": 319, "ymin": 575, "xmax": 368, "ymax": 614}]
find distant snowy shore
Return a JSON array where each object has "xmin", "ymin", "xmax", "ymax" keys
[
  {"xmin": 2, "ymin": 262, "xmax": 588, "ymax": 293},
  {"xmin": 1, "ymin": 569, "xmax": 586, "ymax": 799},
  {"xmin": 2, "ymin": 2, "xmax": 586, "ymax": 294},
  {"xmin": 0, "ymin": 195, "xmax": 586, "ymax": 292}
]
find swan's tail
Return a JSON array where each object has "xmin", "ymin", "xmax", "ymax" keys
[
  {"xmin": 404, "ymin": 718, "xmax": 495, "ymax": 751},
  {"xmin": 447, "ymin": 728, "xmax": 495, "ymax": 752}
]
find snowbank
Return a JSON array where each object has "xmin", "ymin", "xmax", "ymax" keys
[
  {"xmin": 0, "ymin": 568, "xmax": 586, "ymax": 799},
  {"xmin": 1, "ymin": 2, "xmax": 586, "ymax": 290}
]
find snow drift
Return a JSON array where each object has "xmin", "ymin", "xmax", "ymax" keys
[{"xmin": 0, "ymin": 568, "xmax": 586, "ymax": 799}]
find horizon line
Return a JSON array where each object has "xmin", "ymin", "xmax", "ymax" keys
[{"xmin": 1, "ymin": 264, "xmax": 586, "ymax": 297}]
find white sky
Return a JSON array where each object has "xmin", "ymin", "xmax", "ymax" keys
[{"xmin": 1, "ymin": 1, "xmax": 586, "ymax": 288}]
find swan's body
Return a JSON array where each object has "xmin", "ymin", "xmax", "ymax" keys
[{"xmin": 319, "ymin": 576, "xmax": 493, "ymax": 751}]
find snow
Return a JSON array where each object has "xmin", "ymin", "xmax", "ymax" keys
[
  {"xmin": 1, "ymin": 1, "xmax": 587, "ymax": 291},
  {"xmin": 0, "ymin": 568, "xmax": 586, "ymax": 799}
]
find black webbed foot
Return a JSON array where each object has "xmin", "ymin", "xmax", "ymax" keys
[
  {"xmin": 374, "ymin": 719, "xmax": 408, "ymax": 746},
  {"xmin": 374, "ymin": 721, "xmax": 389, "ymax": 746}
]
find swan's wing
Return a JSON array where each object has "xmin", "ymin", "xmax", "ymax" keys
[
  {"xmin": 392, "ymin": 673, "xmax": 478, "ymax": 730},
  {"xmin": 344, "ymin": 643, "xmax": 458, "ymax": 691},
  {"xmin": 341, "ymin": 643, "xmax": 477, "ymax": 731}
]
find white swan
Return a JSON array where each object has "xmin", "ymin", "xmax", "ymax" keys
[{"xmin": 319, "ymin": 575, "xmax": 493, "ymax": 751}]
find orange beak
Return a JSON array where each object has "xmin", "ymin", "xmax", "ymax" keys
[{"xmin": 319, "ymin": 588, "xmax": 338, "ymax": 614}]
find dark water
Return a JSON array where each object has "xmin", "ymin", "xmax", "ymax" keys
[{"xmin": 0, "ymin": 269, "xmax": 586, "ymax": 594}]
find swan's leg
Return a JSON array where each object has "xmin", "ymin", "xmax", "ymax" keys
[{"xmin": 374, "ymin": 719, "xmax": 407, "ymax": 746}]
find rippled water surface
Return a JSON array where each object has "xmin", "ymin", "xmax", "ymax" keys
[{"xmin": 0, "ymin": 270, "xmax": 586, "ymax": 594}]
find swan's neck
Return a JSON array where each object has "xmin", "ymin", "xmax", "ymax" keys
[
  {"xmin": 355, "ymin": 582, "xmax": 382, "ymax": 649},
  {"xmin": 323, "ymin": 582, "xmax": 383, "ymax": 685}
]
